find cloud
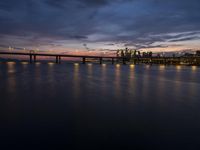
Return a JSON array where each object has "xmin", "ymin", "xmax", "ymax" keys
[
  {"xmin": 0, "ymin": 0, "xmax": 200, "ymax": 51},
  {"xmin": 169, "ymin": 36, "xmax": 200, "ymax": 42}
]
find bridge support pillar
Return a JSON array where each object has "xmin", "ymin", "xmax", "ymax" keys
[
  {"xmin": 30, "ymin": 54, "xmax": 33, "ymax": 63},
  {"xmin": 56, "ymin": 56, "xmax": 59, "ymax": 63},
  {"xmin": 59, "ymin": 56, "xmax": 61, "ymax": 64},
  {"xmin": 82, "ymin": 57, "xmax": 86, "ymax": 64},
  {"xmin": 112, "ymin": 58, "xmax": 114, "ymax": 64},
  {"xmin": 134, "ymin": 58, "xmax": 136, "ymax": 64},
  {"xmin": 34, "ymin": 55, "xmax": 36, "ymax": 63},
  {"xmin": 99, "ymin": 58, "xmax": 102, "ymax": 64},
  {"xmin": 150, "ymin": 58, "xmax": 152, "ymax": 65},
  {"xmin": 123, "ymin": 57, "xmax": 126, "ymax": 65}
]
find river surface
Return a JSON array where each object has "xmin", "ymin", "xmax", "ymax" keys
[{"xmin": 0, "ymin": 62, "xmax": 200, "ymax": 149}]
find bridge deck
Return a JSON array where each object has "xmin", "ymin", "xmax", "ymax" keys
[
  {"xmin": 0, "ymin": 51, "xmax": 121, "ymax": 64},
  {"xmin": 0, "ymin": 51, "xmax": 118, "ymax": 59}
]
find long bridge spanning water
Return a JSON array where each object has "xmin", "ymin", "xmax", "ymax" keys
[
  {"xmin": 0, "ymin": 51, "xmax": 119, "ymax": 64},
  {"xmin": 0, "ymin": 51, "xmax": 200, "ymax": 65}
]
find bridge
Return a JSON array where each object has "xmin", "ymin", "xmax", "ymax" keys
[
  {"xmin": 0, "ymin": 51, "xmax": 125, "ymax": 64},
  {"xmin": 0, "ymin": 51, "xmax": 200, "ymax": 65}
]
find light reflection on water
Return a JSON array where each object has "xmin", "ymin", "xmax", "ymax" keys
[
  {"xmin": 21, "ymin": 61, "xmax": 29, "ymax": 65},
  {"xmin": 114, "ymin": 64, "xmax": 121, "ymax": 99},
  {"xmin": 47, "ymin": 62, "xmax": 56, "ymax": 96},
  {"xmin": 34, "ymin": 62, "xmax": 42, "ymax": 87},
  {"xmin": 159, "ymin": 65, "xmax": 165, "ymax": 71},
  {"xmin": 128, "ymin": 64, "xmax": 135, "ymax": 101},
  {"xmin": 87, "ymin": 63, "xmax": 93, "ymax": 75},
  {"xmin": 189, "ymin": 66, "xmax": 199, "ymax": 105},
  {"xmin": 192, "ymin": 66, "xmax": 197, "ymax": 72},
  {"xmin": 7, "ymin": 62, "xmax": 16, "ymax": 73},
  {"xmin": 174, "ymin": 65, "xmax": 182, "ymax": 100},
  {"xmin": 1, "ymin": 63, "xmax": 200, "ymax": 148},
  {"xmin": 6, "ymin": 62, "xmax": 16, "ymax": 94},
  {"xmin": 1, "ymin": 63, "xmax": 200, "ymax": 106},
  {"xmin": 176, "ymin": 65, "xmax": 182, "ymax": 71},
  {"xmin": 48, "ymin": 62, "xmax": 55, "ymax": 66},
  {"xmin": 35, "ymin": 62, "xmax": 41, "ymax": 66},
  {"xmin": 101, "ymin": 64, "xmax": 107, "ymax": 95},
  {"xmin": 142, "ymin": 68, "xmax": 150, "ymax": 103},
  {"xmin": 73, "ymin": 63, "xmax": 80, "ymax": 100}
]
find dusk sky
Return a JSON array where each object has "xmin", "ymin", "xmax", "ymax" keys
[{"xmin": 0, "ymin": 0, "xmax": 200, "ymax": 54}]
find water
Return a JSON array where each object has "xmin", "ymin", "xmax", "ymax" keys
[{"xmin": 0, "ymin": 62, "xmax": 200, "ymax": 149}]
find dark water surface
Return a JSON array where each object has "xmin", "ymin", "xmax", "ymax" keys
[{"xmin": 1, "ymin": 62, "xmax": 200, "ymax": 149}]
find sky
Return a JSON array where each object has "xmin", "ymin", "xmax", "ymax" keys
[{"xmin": 0, "ymin": 0, "xmax": 200, "ymax": 54}]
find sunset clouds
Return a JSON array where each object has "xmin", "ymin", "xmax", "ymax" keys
[{"xmin": 0, "ymin": 0, "xmax": 200, "ymax": 52}]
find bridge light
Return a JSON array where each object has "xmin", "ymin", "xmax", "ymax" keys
[
  {"xmin": 116, "ymin": 64, "xmax": 120, "ymax": 68},
  {"xmin": 130, "ymin": 64, "xmax": 134, "ymax": 68},
  {"xmin": 192, "ymin": 66, "xmax": 197, "ymax": 71},
  {"xmin": 21, "ymin": 62, "xmax": 28, "ymax": 65},
  {"xmin": 102, "ymin": 64, "xmax": 106, "ymax": 67},
  {"xmin": 159, "ymin": 65, "xmax": 165, "ymax": 70},
  {"xmin": 35, "ymin": 62, "xmax": 41, "ymax": 65},
  {"xmin": 48, "ymin": 62, "xmax": 54, "ymax": 66},
  {"xmin": 7, "ymin": 62, "xmax": 16, "ymax": 65},
  {"xmin": 176, "ymin": 65, "xmax": 181, "ymax": 70},
  {"xmin": 146, "ymin": 65, "xmax": 150, "ymax": 69},
  {"xmin": 74, "ymin": 63, "xmax": 79, "ymax": 66}
]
